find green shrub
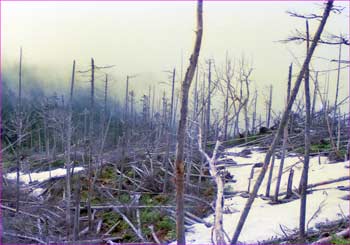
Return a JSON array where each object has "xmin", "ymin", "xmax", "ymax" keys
[{"xmin": 157, "ymin": 217, "xmax": 174, "ymax": 231}]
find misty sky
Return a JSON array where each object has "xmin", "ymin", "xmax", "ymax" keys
[{"xmin": 1, "ymin": 0, "xmax": 349, "ymax": 113}]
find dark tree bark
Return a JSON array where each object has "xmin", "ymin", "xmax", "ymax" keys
[
  {"xmin": 285, "ymin": 168, "xmax": 295, "ymax": 199},
  {"xmin": 265, "ymin": 152, "xmax": 275, "ymax": 197},
  {"xmin": 175, "ymin": 1, "xmax": 203, "ymax": 243}
]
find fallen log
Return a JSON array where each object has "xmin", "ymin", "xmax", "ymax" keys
[
  {"xmin": 278, "ymin": 176, "xmax": 350, "ymax": 196},
  {"xmin": 0, "ymin": 204, "xmax": 43, "ymax": 221},
  {"xmin": 148, "ymin": 224, "xmax": 161, "ymax": 244},
  {"xmin": 312, "ymin": 228, "xmax": 350, "ymax": 244},
  {"xmin": 64, "ymin": 236, "xmax": 122, "ymax": 244},
  {"xmin": 185, "ymin": 211, "xmax": 212, "ymax": 227},
  {"xmin": 3, "ymin": 232, "xmax": 46, "ymax": 244}
]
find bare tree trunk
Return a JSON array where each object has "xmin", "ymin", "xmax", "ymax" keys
[
  {"xmin": 299, "ymin": 20, "xmax": 311, "ymax": 242},
  {"xmin": 332, "ymin": 42, "xmax": 342, "ymax": 129},
  {"xmin": 73, "ymin": 175, "xmax": 81, "ymax": 241},
  {"xmin": 285, "ymin": 168, "xmax": 294, "ymax": 199},
  {"xmin": 163, "ymin": 68, "xmax": 176, "ymax": 193},
  {"xmin": 16, "ymin": 47, "xmax": 23, "ymax": 213},
  {"xmin": 175, "ymin": 1, "xmax": 203, "ymax": 243},
  {"xmin": 66, "ymin": 60, "xmax": 75, "ymax": 237},
  {"xmin": 244, "ymin": 75, "xmax": 250, "ymax": 142},
  {"xmin": 336, "ymin": 109, "xmax": 341, "ymax": 150},
  {"xmin": 206, "ymin": 60, "xmax": 212, "ymax": 141},
  {"xmin": 265, "ymin": 152, "xmax": 275, "ymax": 197},
  {"xmin": 170, "ymin": 68, "xmax": 176, "ymax": 132},
  {"xmin": 163, "ymin": 69, "xmax": 175, "ymax": 192},
  {"xmin": 266, "ymin": 85, "xmax": 273, "ymax": 128},
  {"xmin": 230, "ymin": 3, "xmax": 334, "ymax": 243},
  {"xmin": 223, "ymin": 66, "xmax": 229, "ymax": 141},
  {"xmin": 311, "ymin": 72, "xmax": 318, "ymax": 121},
  {"xmin": 87, "ymin": 58, "xmax": 95, "ymax": 231},
  {"xmin": 198, "ymin": 128, "xmax": 225, "ymax": 245},
  {"xmin": 274, "ymin": 63, "xmax": 292, "ymax": 202},
  {"xmin": 252, "ymin": 90, "xmax": 257, "ymax": 134},
  {"xmin": 38, "ymin": 128, "xmax": 42, "ymax": 153}
]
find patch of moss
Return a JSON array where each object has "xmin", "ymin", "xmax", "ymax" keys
[
  {"xmin": 102, "ymin": 211, "xmax": 120, "ymax": 228},
  {"xmin": 119, "ymin": 193, "xmax": 130, "ymax": 204},
  {"xmin": 156, "ymin": 216, "xmax": 174, "ymax": 231},
  {"xmin": 100, "ymin": 166, "xmax": 118, "ymax": 185},
  {"xmin": 126, "ymin": 170, "xmax": 134, "ymax": 178},
  {"xmin": 2, "ymin": 160, "xmax": 14, "ymax": 170},
  {"xmin": 141, "ymin": 194, "xmax": 154, "ymax": 205},
  {"xmin": 331, "ymin": 235, "xmax": 350, "ymax": 244},
  {"xmin": 51, "ymin": 159, "xmax": 65, "ymax": 168},
  {"xmin": 118, "ymin": 220, "xmax": 129, "ymax": 230},
  {"xmin": 80, "ymin": 189, "xmax": 101, "ymax": 204},
  {"xmin": 153, "ymin": 194, "xmax": 169, "ymax": 204},
  {"xmin": 310, "ymin": 141, "xmax": 331, "ymax": 153},
  {"xmin": 140, "ymin": 209, "xmax": 161, "ymax": 224},
  {"xmin": 164, "ymin": 229, "xmax": 176, "ymax": 241},
  {"xmin": 122, "ymin": 231, "xmax": 135, "ymax": 242}
]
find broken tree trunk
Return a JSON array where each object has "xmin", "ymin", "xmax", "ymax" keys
[
  {"xmin": 198, "ymin": 128, "xmax": 225, "ymax": 245},
  {"xmin": 285, "ymin": 168, "xmax": 294, "ymax": 199},
  {"xmin": 278, "ymin": 176, "xmax": 350, "ymax": 197},
  {"xmin": 265, "ymin": 152, "xmax": 275, "ymax": 197}
]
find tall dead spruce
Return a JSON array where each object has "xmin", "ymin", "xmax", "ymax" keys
[
  {"xmin": 174, "ymin": 0, "xmax": 203, "ymax": 244},
  {"xmin": 230, "ymin": 1, "xmax": 334, "ymax": 243}
]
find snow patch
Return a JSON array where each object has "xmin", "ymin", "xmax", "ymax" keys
[
  {"xmin": 6, "ymin": 167, "xmax": 84, "ymax": 185},
  {"xmin": 170, "ymin": 147, "xmax": 350, "ymax": 244}
]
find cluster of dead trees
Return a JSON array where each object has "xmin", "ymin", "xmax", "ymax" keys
[{"xmin": 1, "ymin": 0, "xmax": 349, "ymax": 244}]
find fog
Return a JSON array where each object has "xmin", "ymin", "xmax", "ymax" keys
[{"xmin": 1, "ymin": 1, "xmax": 349, "ymax": 113}]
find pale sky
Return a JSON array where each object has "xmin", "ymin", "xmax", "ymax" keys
[{"xmin": 1, "ymin": 1, "xmax": 349, "ymax": 113}]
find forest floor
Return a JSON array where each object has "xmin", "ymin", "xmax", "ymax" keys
[{"xmin": 2, "ymin": 145, "xmax": 350, "ymax": 244}]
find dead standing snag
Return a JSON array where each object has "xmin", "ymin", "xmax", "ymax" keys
[{"xmin": 174, "ymin": 0, "xmax": 203, "ymax": 244}]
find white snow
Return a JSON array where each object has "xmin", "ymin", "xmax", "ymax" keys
[
  {"xmin": 171, "ymin": 147, "xmax": 350, "ymax": 244},
  {"xmin": 31, "ymin": 187, "xmax": 45, "ymax": 197},
  {"xmin": 5, "ymin": 166, "xmax": 84, "ymax": 185}
]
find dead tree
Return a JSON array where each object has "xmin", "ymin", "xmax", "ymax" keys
[
  {"xmin": 206, "ymin": 60, "xmax": 212, "ymax": 140},
  {"xmin": 174, "ymin": 0, "xmax": 203, "ymax": 243},
  {"xmin": 87, "ymin": 57, "xmax": 95, "ymax": 231},
  {"xmin": 242, "ymin": 65, "xmax": 252, "ymax": 142},
  {"xmin": 266, "ymin": 85, "xmax": 273, "ymax": 128},
  {"xmin": 251, "ymin": 90, "xmax": 258, "ymax": 134},
  {"xmin": 16, "ymin": 47, "xmax": 23, "ymax": 213},
  {"xmin": 198, "ymin": 127, "xmax": 225, "ymax": 245},
  {"xmin": 299, "ymin": 19, "xmax": 311, "ymax": 241},
  {"xmin": 274, "ymin": 63, "xmax": 292, "ymax": 202},
  {"xmin": 230, "ymin": 2, "xmax": 334, "ymax": 243},
  {"xmin": 265, "ymin": 152, "xmax": 275, "ymax": 197},
  {"xmin": 311, "ymin": 71, "xmax": 318, "ymax": 120},
  {"xmin": 65, "ymin": 60, "xmax": 75, "ymax": 237}
]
